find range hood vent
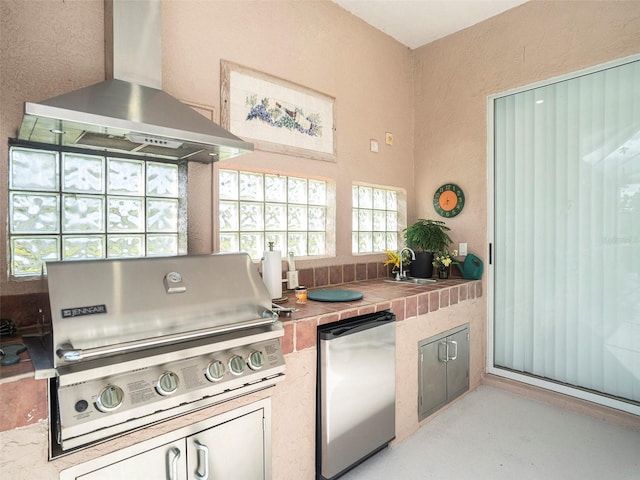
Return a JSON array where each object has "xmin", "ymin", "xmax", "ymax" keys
[
  {"xmin": 17, "ymin": 79, "xmax": 253, "ymax": 163},
  {"xmin": 15, "ymin": 0, "xmax": 252, "ymax": 163}
]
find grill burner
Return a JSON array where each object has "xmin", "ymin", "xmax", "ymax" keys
[{"xmin": 26, "ymin": 253, "xmax": 285, "ymax": 456}]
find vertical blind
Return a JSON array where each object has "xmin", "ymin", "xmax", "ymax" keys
[{"xmin": 493, "ymin": 59, "xmax": 640, "ymax": 407}]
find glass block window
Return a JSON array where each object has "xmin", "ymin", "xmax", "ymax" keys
[
  {"xmin": 219, "ymin": 169, "xmax": 331, "ymax": 259},
  {"xmin": 8, "ymin": 146, "xmax": 186, "ymax": 277},
  {"xmin": 352, "ymin": 184, "xmax": 404, "ymax": 254}
]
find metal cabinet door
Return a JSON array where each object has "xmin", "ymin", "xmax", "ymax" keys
[
  {"xmin": 419, "ymin": 338, "xmax": 448, "ymax": 419},
  {"xmin": 446, "ymin": 328, "xmax": 469, "ymax": 401},
  {"xmin": 77, "ymin": 440, "xmax": 186, "ymax": 480},
  {"xmin": 187, "ymin": 408, "xmax": 265, "ymax": 480}
]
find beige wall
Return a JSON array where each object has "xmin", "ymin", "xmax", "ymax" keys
[
  {"xmin": 163, "ymin": 0, "xmax": 415, "ymax": 261},
  {"xmin": 0, "ymin": 0, "xmax": 105, "ymax": 295},
  {"xmin": 410, "ymin": 3, "xmax": 639, "ymax": 415},
  {"xmin": 412, "ymin": 0, "xmax": 640, "ymax": 260},
  {"xmin": 1, "ymin": 1, "xmax": 639, "ymax": 478},
  {"xmin": 4, "ymin": 1, "xmax": 636, "ymax": 294},
  {"xmin": 0, "ymin": 0, "xmax": 415, "ymax": 295}
]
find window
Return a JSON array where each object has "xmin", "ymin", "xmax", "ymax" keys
[
  {"xmin": 352, "ymin": 184, "xmax": 404, "ymax": 253},
  {"xmin": 8, "ymin": 146, "xmax": 186, "ymax": 277},
  {"xmin": 218, "ymin": 169, "xmax": 333, "ymax": 260}
]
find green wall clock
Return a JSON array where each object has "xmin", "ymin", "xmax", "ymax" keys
[{"xmin": 433, "ymin": 183, "xmax": 465, "ymax": 217}]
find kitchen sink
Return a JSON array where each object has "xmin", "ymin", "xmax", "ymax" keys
[{"xmin": 384, "ymin": 277, "xmax": 437, "ymax": 285}]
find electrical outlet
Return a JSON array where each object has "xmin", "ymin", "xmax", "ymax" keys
[{"xmin": 459, "ymin": 242, "xmax": 468, "ymax": 256}]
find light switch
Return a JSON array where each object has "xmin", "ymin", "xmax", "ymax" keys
[{"xmin": 370, "ymin": 139, "xmax": 379, "ymax": 153}]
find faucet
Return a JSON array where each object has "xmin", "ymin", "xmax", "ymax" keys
[{"xmin": 398, "ymin": 247, "xmax": 415, "ymax": 280}]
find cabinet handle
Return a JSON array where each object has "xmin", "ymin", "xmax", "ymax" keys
[
  {"xmin": 448, "ymin": 340, "xmax": 458, "ymax": 361},
  {"xmin": 438, "ymin": 341, "xmax": 449, "ymax": 363},
  {"xmin": 168, "ymin": 447, "xmax": 181, "ymax": 480},
  {"xmin": 194, "ymin": 440, "xmax": 209, "ymax": 480}
]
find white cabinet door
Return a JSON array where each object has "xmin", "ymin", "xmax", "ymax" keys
[
  {"xmin": 78, "ymin": 440, "xmax": 186, "ymax": 480},
  {"xmin": 187, "ymin": 409, "xmax": 265, "ymax": 480}
]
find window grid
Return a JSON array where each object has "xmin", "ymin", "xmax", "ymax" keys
[
  {"xmin": 352, "ymin": 185, "xmax": 400, "ymax": 254},
  {"xmin": 218, "ymin": 169, "xmax": 328, "ymax": 260},
  {"xmin": 8, "ymin": 146, "xmax": 186, "ymax": 277}
]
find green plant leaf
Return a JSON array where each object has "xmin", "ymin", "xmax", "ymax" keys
[{"xmin": 403, "ymin": 218, "xmax": 452, "ymax": 252}]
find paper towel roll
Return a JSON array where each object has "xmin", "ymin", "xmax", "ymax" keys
[{"xmin": 262, "ymin": 250, "xmax": 282, "ymax": 300}]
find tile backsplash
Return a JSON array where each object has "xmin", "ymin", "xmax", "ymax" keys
[
  {"xmin": 1, "ymin": 261, "xmax": 461, "ymax": 334},
  {"xmin": 284, "ymin": 261, "xmax": 461, "ymax": 290},
  {"xmin": 292, "ymin": 262, "xmax": 389, "ymax": 290}
]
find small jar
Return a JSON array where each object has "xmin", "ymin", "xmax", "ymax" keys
[{"xmin": 295, "ymin": 286, "xmax": 307, "ymax": 304}]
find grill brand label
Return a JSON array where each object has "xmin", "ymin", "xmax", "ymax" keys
[{"xmin": 62, "ymin": 304, "xmax": 107, "ymax": 318}]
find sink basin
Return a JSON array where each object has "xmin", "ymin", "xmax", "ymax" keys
[{"xmin": 384, "ymin": 277, "xmax": 437, "ymax": 285}]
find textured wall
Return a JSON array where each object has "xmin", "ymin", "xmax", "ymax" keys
[
  {"xmin": 412, "ymin": 0, "xmax": 640, "ymax": 261},
  {"xmin": 1, "ymin": 0, "xmax": 639, "ymax": 477},
  {"xmin": 0, "ymin": 0, "xmax": 105, "ymax": 295},
  {"xmin": 162, "ymin": 0, "xmax": 415, "ymax": 261},
  {"xmin": 0, "ymin": 0, "xmax": 414, "ymax": 296}
]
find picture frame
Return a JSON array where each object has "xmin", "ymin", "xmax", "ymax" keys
[{"xmin": 221, "ymin": 60, "xmax": 336, "ymax": 162}]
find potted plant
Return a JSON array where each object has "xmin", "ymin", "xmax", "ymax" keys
[
  {"xmin": 382, "ymin": 249, "xmax": 412, "ymax": 278},
  {"xmin": 432, "ymin": 249, "xmax": 459, "ymax": 279},
  {"xmin": 403, "ymin": 219, "xmax": 453, "ymax": 278}
]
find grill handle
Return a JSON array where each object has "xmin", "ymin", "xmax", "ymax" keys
[{"xmin": 56, "ymin": 311, "xmax": 279, "ymax": 362}]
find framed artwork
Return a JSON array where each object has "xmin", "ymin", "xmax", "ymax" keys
[{"xmin": 221, "ymin": 60, "xmax": 336, "ymax": 162}]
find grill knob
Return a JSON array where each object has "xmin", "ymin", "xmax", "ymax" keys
[
  {"xmin": 247, "ymin": 350, "xmax": 265, "ymax": 371},
  {"xmin": 228, "ymin": 355, "xmax": 245, "ymax": 376},
  {"xmin": 205, "ymin": 360, "xmax": 226, "ymax": 382},
  {"xmin": 96, "ymin": 385, "xmax": 124, "ymax": 412},
  {"xmin": 156, "ymin": 371, "xmax": 180, "ymax": 396}
]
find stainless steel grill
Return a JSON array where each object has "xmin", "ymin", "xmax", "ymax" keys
[{"xmin": 26, "ymin": 253, "xmax": 285, "ymax": 456}]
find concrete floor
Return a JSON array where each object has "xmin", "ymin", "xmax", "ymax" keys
[{"xmin": 341, "ymin": 385, "xmax": 640, "ymax": 480}]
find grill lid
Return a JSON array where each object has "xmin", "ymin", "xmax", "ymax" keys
[{"xmin": 44, "ymin": 253, "xmax": 275, "ymax": 369}]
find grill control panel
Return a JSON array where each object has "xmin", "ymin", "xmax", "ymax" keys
[{"xmin": 57, "ymin": 337, "xmax": 285, "ymax": 442}]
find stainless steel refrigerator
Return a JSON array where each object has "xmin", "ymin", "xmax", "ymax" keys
[{"xmin": 316, "ymin": 310, "xmax": 396, "ymax": 480}]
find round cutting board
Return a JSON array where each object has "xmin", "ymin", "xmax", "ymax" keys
[{"xmin": 307, "ymin": 289, "xmax": 364, "ymax": 302}]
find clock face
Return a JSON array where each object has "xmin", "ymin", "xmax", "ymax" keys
[{"xmin": 434, "ymin": 183, "xmax": 465, "ymax": 217}]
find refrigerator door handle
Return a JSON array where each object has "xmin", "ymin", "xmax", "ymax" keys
[{"xmin": 321, "ymin": 313, "xmax": 394, "ymax": 339}]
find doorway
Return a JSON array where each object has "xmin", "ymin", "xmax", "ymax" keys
[{"xmin": 488, "ymin": 55, "xmax": 640, "ymax": 414}]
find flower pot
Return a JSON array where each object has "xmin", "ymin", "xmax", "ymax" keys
[
  {"xmin": 438, "ymin": 266, "xmax": 449, "ymax": 279},
  {"xmin": 410, "ymin": 252, "xmax": 434, "ymax": 278}
]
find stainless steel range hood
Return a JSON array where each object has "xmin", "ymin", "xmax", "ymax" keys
[
  {"xmin": 15, "ymin": 0, "xmax": 252, "ymax": 163},
  {"xmin": 17, "ymin": 80, "xmax": 253, "ymax": 163}
]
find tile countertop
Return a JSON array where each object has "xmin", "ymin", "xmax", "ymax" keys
[
  {"xmin": 0, "ymin": 277, "xmax": 482, "ymax": 383},
  {"xmin": 275, "ymin": 277, "xmax": 482, "ymax": 354},
  {"xmin": 0, "ymin": 277, "xmax": 482, "ymax": 432}
]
